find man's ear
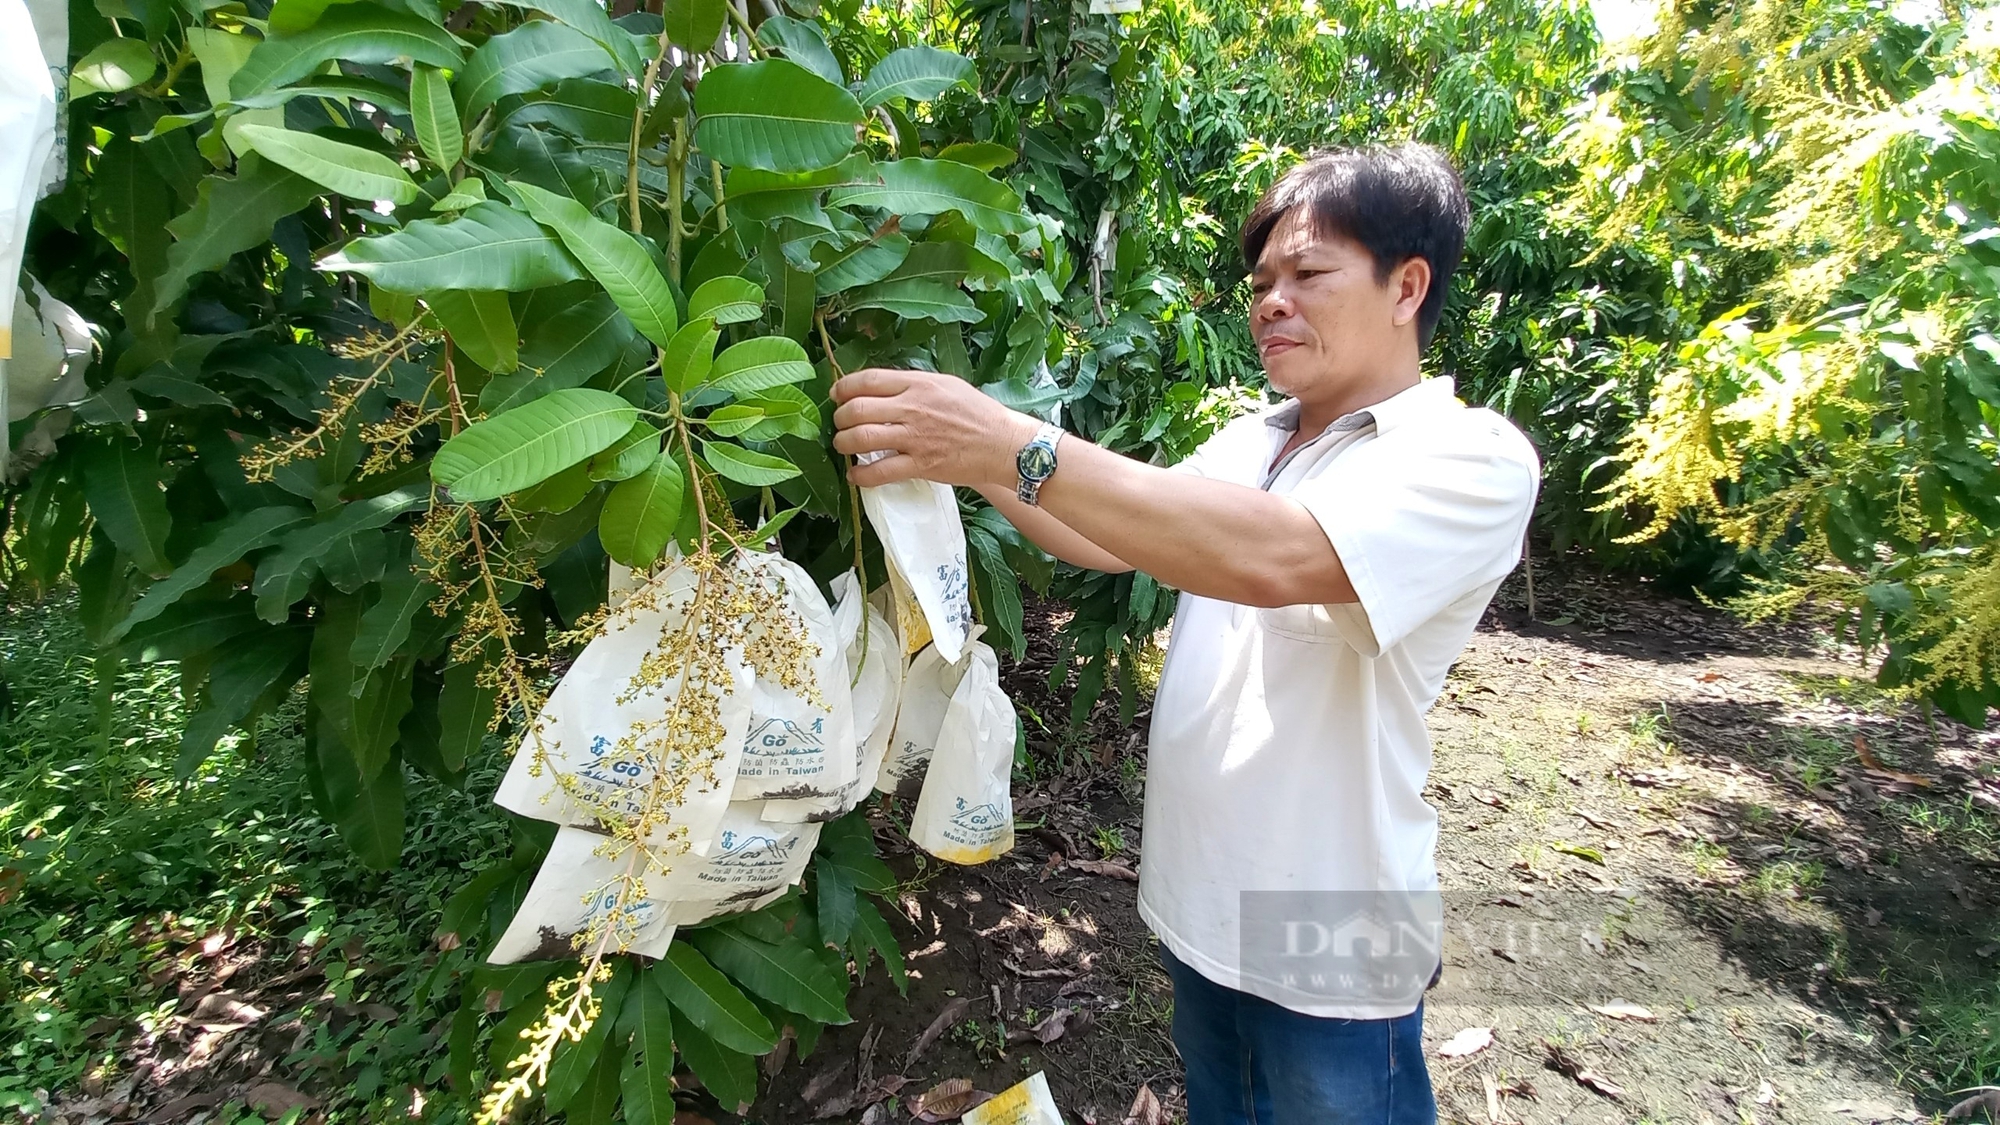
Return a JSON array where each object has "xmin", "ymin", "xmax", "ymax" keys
[{"xmin": 1390, "ymin": 257, "xmax": 1431, "ymax": 328}]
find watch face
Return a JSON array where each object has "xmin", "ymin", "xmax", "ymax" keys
[{"xmin": 1018, "ymin": 441, "xmax": 1058, "ymax": 482}]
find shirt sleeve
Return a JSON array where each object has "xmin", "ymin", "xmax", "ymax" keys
[{"xmin": 1291, "ymin": 419, "xmax": 1540, "ymax": 655}]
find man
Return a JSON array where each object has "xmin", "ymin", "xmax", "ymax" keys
[{"xmin": 830, "ymin": 144, "xmax": 1539, "ymax": 1124}]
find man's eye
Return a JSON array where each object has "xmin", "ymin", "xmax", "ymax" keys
[{"xmin": 1296, "ymin": 269, "xmax": 1321, "ymax": 280}]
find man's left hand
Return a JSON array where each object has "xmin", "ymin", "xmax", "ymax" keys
[{"xmin": 829, "ymin": 368, "xmax": 1039, "ymax": 488}]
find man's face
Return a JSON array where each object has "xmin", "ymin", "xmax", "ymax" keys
[{"xmin": 1248, "ymin": 208, "xmax": 1421, "ymax": 399}]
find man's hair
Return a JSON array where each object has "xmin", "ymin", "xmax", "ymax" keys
[{"xmin": 1239, "ymin": 143, "xmax": 1470, "ymax": 349}]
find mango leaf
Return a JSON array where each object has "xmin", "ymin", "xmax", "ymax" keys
[
  {"xmin": 661, "ymin": 317, "xmax": 720, "ymax": 396},
  {"xmin": 701, "ymin": 404, "xmax": 765, "ymax": 437},
  {"xmin": 235, "ymin": 124, "xmax": 420, "ymax": 204},
  {"xmin": 564, "ymin": 1034, "xmax": 627, "ymax": 1125},
  {"xmin": 155, "ymin": 155, "xmax": 322, "ymax": 315},
  {"xmin": 351, "ymin": 568, "xmax": 440, "ymax": 671},
  {"xmin": 78, "ymin": 440, "xmax": 172, "ymax": 578},
  {"xmin": 707, "ymin": 336, "xmax": 814, "ymax": 395},
  {"xmin": 179, "ymin": 626, "xmax": 309, "ymax": 779},
  {"xmin": 662, "ymin": 0, "xmax": 727, "ymax": 52},
  {"xmin": 702, "ymin": 441, "xmax": 800, "ymax": 486},
  {"xmin": 848, "ymin": 278, "xmax": 983, "ymax": 323},
  {"xmin": 858, "ymin": 45, "xmax": 974, "ymax": 109},
  {"xmin": 812, "ymin": 232, "xmax": 910, "ymax": 295},
  {"xmin": 688, "ymin": 276, "xmax": 764, "ymax": 324},
  {"xmin": 653, "ymin": 943, "xmax": 777, "ymax": 1054},
  {"xmin": 432, "ymin": 177, "xmax": 487, "ymax": 210},
  {"xmin": 618, "ymin": 973, "xmax": 676, "ymax": 1125},
  {"xmin": 546, "ymin": 961, "xmax": 633, "ymax": 1111},
  {"xmin": 509, "ymin": 181, "xmax": 680, "ymax": 347},
  {"xmin": 458, "ymin": 20, "xmax": 613, "ymax": 118},
  {"xmin": 231, "ymin": 8, "xmax": 464, "ymax": 98},
  {"xmin": 409, "ymin": 65, "xmax": 463, "ymax": 169},
  {"xmin": 70, "ymin": 39, "xmax": 157, "ymax": 97},
  {"xmin": 493, "ymin": 0, "xmax": 644, "ymax": 77},
  {"xmin": 587, "ymin": 421, "xmax": 663, "ymax": 481},
  {"xmin": 498, "ymin": 78, "xmax": 638, "ymax": 143},
  {"xmin": 687, "ymin": 926, "xmax": 848, "ymax": 1025},
  {"xmin": 311, "ymin": 722, "xmax": 406, "ymax": 870},
  {"xmin": 115, "ymin": 508, "xmax": 312, "ymax": 641},
  {"xmin": 226, "ymin": 75, "xmax": 412, "ymax": 114},
  {"xmin": 933, "ymin": 140, "xmax": 1018, "ymax": 172},
  {"xmin": 521, "ymin": 292, "xmax": 637, "ymax": 386},
  {"xmin": 849, "ymin": 898, "xmax": 907, "ymax": 995},
  {"xmin": 693, "ymin": 59, "xmax": 863, "ymax": 174},
  {"xmin": 251, "ymin": 488, "xmax": 431, "ymax": 623},
  {"xmin": 436, "ymin": 657, "xmax": 497, "ymax": 773},
  {"xmin": 320, "ymin": 201, "xmax": 585, "ymax": 293},
  {"xmin": 671, "ymin": 1011, "xmax": 757, "ymax": 1112},
  {"xmin": 827, "ymin": 158, "xmax": 1034, "ymax": 235},
  {"xmin": 599, "ymin": 453, "xmax": 683, "ymax": 568},
  {"xmin": 428, "ymin": 290, "xmax": 519, "ymax": 373},
  {"xmin": 432, "ymin": 387, "xmax": 637, "ymax": 502},
  {"xmin": 755, "ymin": 15, "xmax": 842, "ymax": 85}
]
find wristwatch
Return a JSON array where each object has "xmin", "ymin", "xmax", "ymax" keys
[{"xmin": 1015, "ymin": 422, "xmax": 1063, "ymax": 506}]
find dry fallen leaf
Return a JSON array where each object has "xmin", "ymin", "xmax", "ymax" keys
[
  {"xmin": 908, "ymin": 1077, "xmax": 993, "ymax": 1123},
  {"xmin": 1544, "ymin": 1041, "xmax": 1622, "ymax": 1100},
  {"xmin": 1587, "ymin": 1000, "xmax": 1657, "ymax": 1022},
  {"xmin": 243, "ymin": 1082, "xmax": 314, "ymax": 1118},
  {"xmin": 1436, "ymin": 1026, "xmax": 1495, "ymax": 1058},
  {"xmin": 906, "ymin": 997, "xmax": 973, "ymax": 1070},
  {"xmin": 1067, "ymin": 859, "xmax": 1139, "ymax": 881},
  {"xmin": 1122, "ymin": 1083, "xmax": 1165, "ymax": 1125}
]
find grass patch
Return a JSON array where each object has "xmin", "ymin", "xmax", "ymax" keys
[{"xmin": 0, "ymin": 601, "xmax": 512, "ymax": 1120}]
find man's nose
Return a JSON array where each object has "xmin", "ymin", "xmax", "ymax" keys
[{"xmin": 1255, "ymin": 285, "xmax": 1293, "ymax": 323}]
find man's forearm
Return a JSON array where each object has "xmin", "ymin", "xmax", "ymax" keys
[
  {"xmin": 973, "ymin": 485, "xmax": 1133, "ymax": 574},
  {"xmin": 1029, "ymin": 436, "xmax": 1355, "ymax": 608}
]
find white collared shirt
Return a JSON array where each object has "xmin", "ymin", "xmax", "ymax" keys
[{"xmin": 1137, "ymin": 376, "xmax": 1540, "ymax": 1018}]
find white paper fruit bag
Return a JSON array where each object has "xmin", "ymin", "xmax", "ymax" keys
[
  {"xmin": 657, "ymin": 802, "xmax": 823, "ymax": 924},
  {"xmin": 489, "ymin": 827, "xmax": 677, "ymax": 965},
  {"xmin": 495, "ymin": 563, "xmax": 752, "ymax": 854},
  {"xmin": 910, "ymin": 640, "xmax": 1016, "ymax": 864},
  {"xmin": 729, "ymin": 551, "xmax": 858, "ymax": 802},
  {"xmin": 764, "ymin": 570, "xmax": 901, "ymax": 822},
  {"xmin": 876, "ymin": 639, "xmax": 973, "ymax": 795},
  {"xmin": 857, "ymin": 453, "xmax": 973, "ymax": 663}
]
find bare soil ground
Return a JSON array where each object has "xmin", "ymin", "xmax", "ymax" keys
[{"xmin": 764, "ymin": 559, "xmax": 2000, "ymax": 1125}]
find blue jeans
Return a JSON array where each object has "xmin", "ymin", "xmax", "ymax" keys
[{"xmin": 1163, "ymin": 948, "xmax": 1437, "ymax": 1125}]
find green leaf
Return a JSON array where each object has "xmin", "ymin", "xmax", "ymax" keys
[
  {"xmin": 688, "ymin": 276, "xmax": 765, "ymax": 324},
  {"xmin": 619, "ymin": 972, "xmax": 676, "ymax": 1125},
  {"xmin": 858, "ymin": 45, "xmax": 974, "ymax": 109},
  {"xmin": 708, "ymin": 335, "xmax": 814, "ymax": 395},
  {"xmin": 661, "ymin": 317, "xmax": 720, "ymax": 396},
  {"xmin": 432, "ymin": 177, "xmax": 487, "ymax": 210},
  {"xmin": 436, "ymin": 657, "xmax": 497, "ymax": 773},
  {"xmin": 564, "ymin": 1030, "xmax": 628, "ymax": 1125},
  {"xmin": 115, "ymin": 508, "xmax": 312, "ymax": 641},
  {"xmin": 827, "ymin": 158, "xmax": 1034, "ymax": 235},
  {"xmin": 688, "ymin": 927, "xmax": 848, "ymax": 1025},
  {"xmin": 519, "ymin": 290, "xmax": 637, "ymax": 387},
  {"xmin": 508, "ymin": 180, "xmax": 681, "ymax": 347},
  {"xmin": 320, "ymin": 201, "xmax": 585, "ymax": 293},
  {"xmin": 849, "ymin": 898, "xmax": 907, "ymax": 995},
  {"xmin": 671, "ymin": 1009, "xmax": 758, "ymax": 1112},
  {"xmin": 814, "ymin": 863, "xmax": 856, "ymax": 948},
  {"xmin": 884, "ymin": 240, "xmax": 993, "ymax": 287},
  {"xmin": 351, "ymin": 568, "xmax": 440, "ymax": 671},
  {"xmin": 494, "ymin": 0, "xmax": 645, "ymax": 77},
  {"xmin": 428, "ymin": 290, "xmax": 519, "ymax": 373},
  {"xmin": 848, "ymin": 277, "xmax": 983, "ymax": 323},
  {"xmin": 756, "ymin": 15, "xmax": 843, "ymax": 86},
  {"xmin": 79, "ymin": 441, "xmax": 173, "ymax": 578},
  {"xmin": 235, "ymin": 123, "xmax": 420, "ymax": 204},
  {"xmin": 432, "ymin": 387, "xmax": 638, "ymax": 502},
  {"xmin": 588, "ymin": 421, "xmax": 663, "ymax": 482},
  {"xmin": 653, "ymin": 943, "xmax": 778, "ymax": 1054},
  {"xmin": 225, "ymin": 76, "xmax": 412, "ymax": 114},
  {"xmin": 694, "ymin": 59, "xmax": 863, "ymax": 174},
  {"xmin": 701, "ymin": 404, "xmax": 765, "ymax": 437},
  {"xmin": 312, "ymin": 722, "xmax": 406, "ymax": 870},
  {"xmin": 702, "ymin": 441, "xmax": 801, "ymax": 487},
  {"xmin": 599, "ymin": 454, "xmax": 684, "ymax": 568},
  {"xmin": 409, "ymin": 65, "xmax": 463, "ymax": 169},
  {"xmin": 251, "ymin": 488, "xmax": 431, "ymax": 623},
  {"xmin": 71, "ymin": 39, "xmax": 157, "ymax": 97},
  {"xmin": 662, "ymin": 0, "xmax": 727, "ymax": 52},
  {"xmin": 546, "ymin": 961, "xmax": 633, "ymax": 1110},
  {"xmin": 154, "ymin": 155, "xmax": 322, "ymax": 316},
  {"xmin": 179, "ymin": 626, "xmax": 309, "ymax": 778},
  {"xmin": 231, "ymin": 8, "xmax": 464, "ymax": 99},
  {"xmin": 812, "ymin": 232, "xmax": 910, "ymax": 295},
  {"xmin": 458, "ymin": 20, "xmax": 613, "ymax": 118}
]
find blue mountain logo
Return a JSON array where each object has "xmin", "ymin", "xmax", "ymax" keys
[
  {"xmin": 949, "ymin": 799, "xmax": 1005, "ymax": 833},
  {"xmin": 746, "ymin": 716, "xmax": 826, "ymax": 755}
]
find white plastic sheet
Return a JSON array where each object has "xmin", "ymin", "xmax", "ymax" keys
[
  {"xmin": 909, "ymin": 639, "xmax": 1016, "ymax": 864},
  {"xmin": 857, "ymin": 452, "xmax": 974, "ymax": 664}
]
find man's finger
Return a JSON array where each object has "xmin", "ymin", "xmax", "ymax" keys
[
  {"xmin": 847, "ymin": 452, "xmax": 920, "ymax": 488},
  {"xmin": 831, "ymin": 394, "xmax": 906, "ymax": 431},
  {"xmin": 831, "ymin": 422, "xmax": 907, "ymax": 457},
  {"xmin": 829, "ymin": 367, "xmax": 916, "ymax": 405}
]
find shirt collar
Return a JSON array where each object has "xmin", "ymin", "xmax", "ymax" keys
[{"xmin": 1262, "ymin": 376, "xmax": 1460, "ymax": 438}]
